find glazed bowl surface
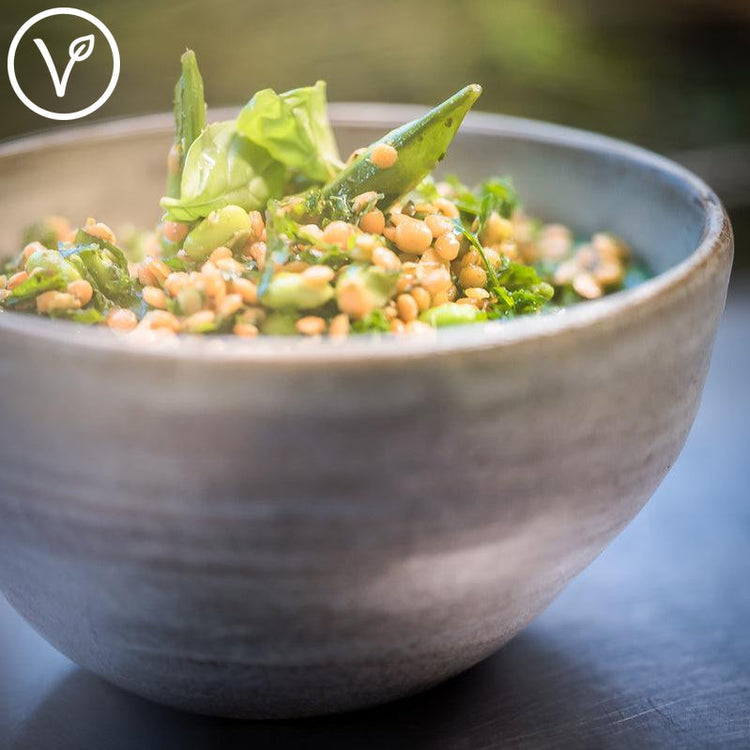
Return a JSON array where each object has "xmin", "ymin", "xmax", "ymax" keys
[{"xmin": 0, "ymin": 106, "xmax": 732, "ymax": 718}]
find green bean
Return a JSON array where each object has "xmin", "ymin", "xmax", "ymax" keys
[
  {"xmin": 419, "ymin": 302, "xmax": 488, "ymax": 327},
  {"xmin": 183, "ymin": 205, "xmax": 252, "ymax": 260}
]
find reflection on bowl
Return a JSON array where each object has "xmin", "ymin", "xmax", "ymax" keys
[{"xmin": 0, "ymin": 107, "xmax": 732, "ymax": 718}]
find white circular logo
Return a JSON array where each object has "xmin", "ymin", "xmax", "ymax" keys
[{"xmin": 7, "ymin": 7, "xmax": 120, "ymax": 121}]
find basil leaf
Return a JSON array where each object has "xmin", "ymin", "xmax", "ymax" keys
[
  {"xmin": 161, "ymin": 122, "xmax": 286, "ymax": 222},
  {"xmin": 236, "ymin": 81, "xmax": 342, "ymax": 182}
]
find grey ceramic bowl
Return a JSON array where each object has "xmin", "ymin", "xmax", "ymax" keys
[{"xmin": 0, "ymin": 106, "xmax": 732, "ymax": 719}]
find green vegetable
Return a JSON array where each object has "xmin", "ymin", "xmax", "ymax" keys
[
  {"xmin": 453, "ymin": 220, "xmax": 502, "ymax": 292},
  {"xmin": 167, "ymin": 49, "xmax": 207, "ymax": 200},
  {"xmin": 236, "ymin": 81, "xmax": 342, "ymax": 182},
  {"xmin": 262, "ymin": 272, "xmax": 334, "ymax": 310},
  {"xmin": 22, "ymin": 219, "xmax": 59, "ymax": 249},
  {"xmin": 162, "ymin": 53, "xmax": 340, "ymax": 222},
  {"xmin": 495, "ymin": 284, "xmax": 554, "ymax": 316},
  {"xmin": 62, "ymin": 230, "xmax": 139, "ymax": 309},
  {"xmin": 185, "ymin": 313, "xmax": 219, "ymax": 334},
  {"xmin": 420, "ymin": 303, "xmax": 488, "ymax": 327},
  {"xmin": 72, "ymin": 229, "xmax": 131, "ymax": 269},
  {"xmin": 444, "ymin": 176, "xmax": 518, "ymax": 225},
  {"xmin": 25, "ymin": 249, "xmax": 81, "ymax": 284},
  {"xmin": 320, "ymin": 84, "xmax": 482, "ymax": 213},
  {"xmin": 493, "ymin": 259, "xmax": 554, "ymax": 315},
  {"xmin": 50, "ymin": 307, "xmax": 106, "ymax": 324},
  {"xmin": 453, "ymin": 222, "xmax": 553, "ymax": 317},
  {"xmin": 182, "ymin": 204, "xmax": 253, "ymax": 260},
  {"xmin": 5, "ymin": 271, "xmax": 67, "ymax": 307},
  {"xmin": 261, "ymin": 311, "xmax": 298, "ymax": 335},
  {"xmin": 163, "ymin": 255, "xmax": 189, "ymax": 272},
  {"xmin": 350, "ymin": 308, "xmax": 391, "ymax": 333},
  {"xmin": 161, "ymin": 122, "xmax": 286, "ymax": 222}
]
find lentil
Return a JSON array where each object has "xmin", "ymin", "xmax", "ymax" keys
[
  {"xmin": 143, "ymin": 286, "xmax": 168, "ymax": 309},
  {"xmin": 360, "ymin": 210, "xmax": 385, "ymax": 235},
  {"xmin": 371, "ymin": 143, "xmax": 398, "ymax": 169},
  {"xmin": 67, "ymin": 279, "xmax": 94, "ymax": 306},
  {"xmin": 107, "ymin": 308, "xmax": 138, "ymax": 331},
  {"xmin": 329, "ymin": 313, "xmax": 350, "ymax": 337},
  {"xmin": 372, "ymin": 245, "xmax": 401, "ymax": 271},
  {"xmin": 393, "ymin": 216, "xmax": 433, "ymax": 254},
  {"xmin": 459, "ymin": 264, "xmax": 487, "ymax": 290},
  {"xmin": 296, "ymin": 316, "xmax": 326, "ymax": 335},
  {"xmin": 435, "ymin": 232, "xmax": 461, "ymax": 261}
]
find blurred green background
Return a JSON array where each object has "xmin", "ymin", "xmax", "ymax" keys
[{"xmin": 1, "ymin": 0, "xmax": 748, "ymax": 271}]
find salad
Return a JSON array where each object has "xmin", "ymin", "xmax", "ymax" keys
[{"xmin": 0, "ymin": 51, "xmax": 648, "ymax": 337}]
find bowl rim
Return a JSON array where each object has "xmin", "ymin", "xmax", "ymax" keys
[{"xmin": 0, "ymin": 105, "xmax": 732, "ymax": 364}]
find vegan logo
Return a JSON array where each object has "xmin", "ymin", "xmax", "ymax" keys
[
  {"xmin": 7, "ymin": 8, "xmax": 120, "ymax": 121},
  {"xmin": 34, "ymin": 33, "xmax": 96, "ymax": 98}
]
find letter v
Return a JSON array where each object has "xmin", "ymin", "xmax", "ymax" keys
[{"xmin": 33, "ymin": 38, "xmax": 73, "ymax": 98}]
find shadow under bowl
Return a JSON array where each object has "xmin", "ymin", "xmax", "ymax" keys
[{"xmin": 0, "ymin": 106, "xmax": 733, "ymax": 718}]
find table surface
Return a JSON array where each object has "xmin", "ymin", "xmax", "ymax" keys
[{"xmin": 1, "ymin": 286, "xmax": 748, "ymax": 750}]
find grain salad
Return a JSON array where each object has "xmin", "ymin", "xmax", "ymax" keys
[{"xmin": 0, "ymin": 51, "xmax": 648, "ymax": 338}]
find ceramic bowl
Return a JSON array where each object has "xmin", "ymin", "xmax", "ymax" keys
[{"xmin": 0, "ymin": 106, "xmax": 732, "ymax": 718}]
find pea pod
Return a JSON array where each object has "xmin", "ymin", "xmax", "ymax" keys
[
  {"xmin": 321, "ymin": 84, "xmax": 482, "ymax": 212},
  {"xmin": 183, "ymin": 205, "xmax": 252, "ymax": 260}
]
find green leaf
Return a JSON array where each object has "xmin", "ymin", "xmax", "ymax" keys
[
  {"xmin": 72, "ymin": 229, "xmax": 130, "ymax": 269},
  {"xmin": 351, "ymin": 308, "xmax": 391, "ymax": 334},
  {"xmin": 452, "ymin": 219, "xmax": 501, "ymax": 291},
  {"xmin": 453, "ymin": 221, "xmax": 552, "ymax": 318},
  {"xmin": 50, "ymin": 307, "xmax": 106, "ymax": 325},
  {"xmin": 63, "ymin": 231, "xmax": 139, "ymax": 309},
  {"xmin": 443, "ymin": 174, "xmax": 480, "ymax": 214},
  {"xmin": 22, "ymin": 219, "xmax": 59, "ymax": 249},
  {"xmin": 478, "ymin": 178, "xmax": 518, "ymax": 225},
  {"xmin": 496, "ymin": 258, "xmax": 545, "ymax": 290},
  {"xmin": 5, "ymin": 271, "xmax": 66, "ymax": 307},
  {"xmin": 236, "ymin": 81, "xmax": 342, "ymax": 182},
  {"xmin": 412, "ymin": 176, "xmax": 441, "ymax": 202},
  {"xmin": 161, "ymin": 122, "xmax": 286, "ymax": 222},
  {"xmin": 163, "ymin": 255, "xmax": 189, "ymax": 272}
]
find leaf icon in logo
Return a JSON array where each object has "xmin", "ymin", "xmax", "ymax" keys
[
  {"xmin": 34, "ymin": 33, "xmax": 96, "ymax": 98},
  {"xmin": 69, "ymin": 34, "xmax": 95, "ymax": 63}
]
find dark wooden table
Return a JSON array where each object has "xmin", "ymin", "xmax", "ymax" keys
[{"xmin": 1, "ymin": 287, "xmax": 748, "ymax": 750}]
